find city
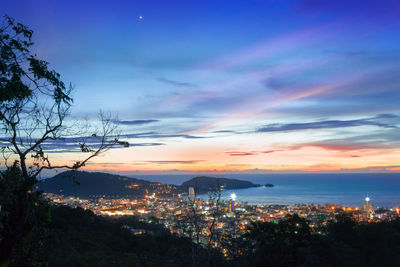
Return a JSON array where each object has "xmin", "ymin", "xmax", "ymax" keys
[{"xmin": 43, "ymin": 187, "xmax": 400, "ymax": 254}]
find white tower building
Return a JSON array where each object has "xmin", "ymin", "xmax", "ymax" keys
[
  {"xmin": 188, "ymin": 186, "xmax": 195, "ymax": 202},
  {"xmin": 362, "ymin": 197, "xmax": 374, "ymax": 218}
]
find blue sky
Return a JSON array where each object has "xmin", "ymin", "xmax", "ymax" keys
[{"xmin": 2, "ymin": 0, "xmax": 400, "ymax": 174}]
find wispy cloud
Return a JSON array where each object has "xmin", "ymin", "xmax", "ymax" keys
[
  {"xmin": 226, "ymin": 150, "xmax": 283, "ymax": 156},
  {"xmin": 85, "ymin": 162, "xmax": 128, "ymax": 165},
  {"xmin": 289, "ymin": 141, "xmax": 379, "ymax": 152},
  {"xmin": 112, "ymin": 119, "xmax": 159, "ymax": 125},
  {"xmin": 226, "ymin": 151, "xmax": 257, "ymax": 156},
  {"xmin": 257, "ymin": 115, "xmax": 397, "ymax": 133},
  {"xmin": 213, "ymin": 130, "xmax": 238, "ymax": 134},
  {"xmin": 129, "ymin": 143, "xmax": 165, "ymax": 146},
  {"xmin": 0, "ymin": 135, "xmax": 164, "ymax": 155},
  {"xmin": 120, "ymin": 132, "xmax": 206, "ymax": 139},
  {"xmin": 157, "ymin": 78, "xmax": 195, "ymax": 87},
  {"xmin": 375, "ymin": 113, "xmax": 399, "ymax": 119},
  {"xmin": 132, "ymin": 160, "xmax": 206, "ymax": 165},
  {"xmin": 261, "ymin": 150, "xmax": 283, "ymax": 154}
]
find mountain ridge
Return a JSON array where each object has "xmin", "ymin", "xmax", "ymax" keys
[
  {"xmin": 39, "ymin": 170, "xmax": 155, "ymax": 198},
  {"xmin": 39, "ymin": 171, "xmax": 261, "ymax": 198}
]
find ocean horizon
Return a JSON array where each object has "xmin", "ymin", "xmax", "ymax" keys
[{"xmin": 131, "ymin": 173, "xmax": 400, "ymax": 208}]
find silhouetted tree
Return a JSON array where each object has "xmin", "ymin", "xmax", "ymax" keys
[
  {"xmin": 232, "ymin": 213, "xmax": 400, "ymax": 267},
  {"xmin": 183, "ymin": 178, "xmax": 224, "ymax": 267},
  {"xmin": 205, "ymin": 179, "xmax": 223, "ymax": 267},
  {"xmin": 37, "ymin": 206, "xmax": 226, "ymax": 266},
  {"xmin": 0, "ymin": 16, "xmax": 126, "ymax": 265},
  {"xmin": 240, "ymin": 214, "xmax": 312, "ymax": 267}
]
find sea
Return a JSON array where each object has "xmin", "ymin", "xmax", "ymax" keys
[{"xmin": 131, "ymin": 173, "xmax": 400, "ymax": 208}]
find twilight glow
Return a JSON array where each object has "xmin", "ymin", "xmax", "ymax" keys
[{"xmin": 3, "ymin": 0, "xmax": 400, "ymax": 175}]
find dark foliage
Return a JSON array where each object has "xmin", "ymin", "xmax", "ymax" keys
[
  {"xmin": 232, "ymin": 213, "xmax": 400, "ymax": 267},
  {"xmin": 33, "ymin": 206, "xmax": 226, "ymax": 267},
  {"xmin": 0, "ymin": 164, "xmax": 50, "ymax": 266}
]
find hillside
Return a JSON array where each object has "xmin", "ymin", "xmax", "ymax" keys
[
  {"xmin": 27, "ymin": 206, "xmax": 226, "ymax": 266},
  {"xmin": 39, "ymin": 172, "xmax": 261, "ymax": 198},
  {"xmin": 39, "ymin": 171, "xmax": 157, "ymax": 198},
  {"xmin": 180, "ymin": 176, "xmax": 259, "ymax": 194}
]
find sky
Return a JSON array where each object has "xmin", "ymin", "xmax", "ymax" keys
[{"xmin": 2, "ymin": 0, "xmax": 400, "ymax": 175}]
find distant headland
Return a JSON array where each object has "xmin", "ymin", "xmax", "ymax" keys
[
  {"xmin": 39, "ymin": 171, "xmax": 270, "ymax": 198},
  {"xmin": 181, "ymin": 176, "xmax": 261, "ymax": 194}
]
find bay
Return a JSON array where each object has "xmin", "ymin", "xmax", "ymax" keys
[{"xmin": 132, "ymin": 173, "xmax": 400, "ymax": 208}]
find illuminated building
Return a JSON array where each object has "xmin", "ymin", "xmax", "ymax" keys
[
  {"xmin": 188, "ymin": 187, "xmax": 195, "ymax": 203},
  {"xmin": 228, "ymin": 193, "xmax": 236, "ymax": 213},
  {"xmin": 362, "ymin": 197, "xmax": 374, "ymax": 218},
  {"xmin": 228, "ymin": 199, "xmax": 234, "ymax": 213}
]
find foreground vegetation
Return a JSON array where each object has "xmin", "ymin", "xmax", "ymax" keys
[
  {"xmin": 13, "ymin": 206, "xmax": 224, "ymax": 267},
  {"xmin": 234, "ymin": 213, "xmax": 400, "ymax": 266},
  {"xmin": 2, "ymin": 203, "xmax": 399, "ymax": 267}
]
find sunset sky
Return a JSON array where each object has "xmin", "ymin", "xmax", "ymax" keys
[{"xmin": 3, "ymin": 0, "xmax": 400, "ymax": 175}]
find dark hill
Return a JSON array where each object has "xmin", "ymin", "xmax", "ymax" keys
[
  {"xmin": 39, "ymin": 171, "xmax": 155, "ymax": 198},
  {"xmin": 180, "ymin": 176, "xmax": 259, "ymax": 194},
  {"xmin": 39, "ymin": 172, "xmax": 261, "ymax": 198}
]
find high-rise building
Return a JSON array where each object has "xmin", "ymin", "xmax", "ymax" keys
[
  {"xmin": 362, "ymin": 197, "xmax": 374, "ymax": 218},
  {"xmin": 188, "ymin": 187, "xmax": 195, "ymax": 202},
  {"xmin": 228, "ymin": 193, "xmax": 236, "ymax": 213},
  {"xmin": 228, "ymin": 199, "xmax": 234, "ymax": 213}
]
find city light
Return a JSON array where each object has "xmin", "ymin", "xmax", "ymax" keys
[{"xmin": 43, "ymin": 190, "xmax": 399, "ymax": 252}]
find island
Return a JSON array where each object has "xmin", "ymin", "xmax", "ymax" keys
[{"xmin": 180, "ymin": 176, "xmax": 260, "ymax": 194}]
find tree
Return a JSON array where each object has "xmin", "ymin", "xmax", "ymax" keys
[
  {"xmin": 0, "ymin": 16, "xmax": 126, "ymax": 265},
  {"xmin": 185, "ymin": 189, "xmax": 202, "ymax": 267},
  {"xmin": 240, "ymin": 214, "xmax": 312, "ymax": 266},
  {"xmin": 183, "ymin": 178, "xmax": 224, "ymax": 267},
  {"xmin": 205, "ymin": 179, "xmax": 223, "ymax": 267}
]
